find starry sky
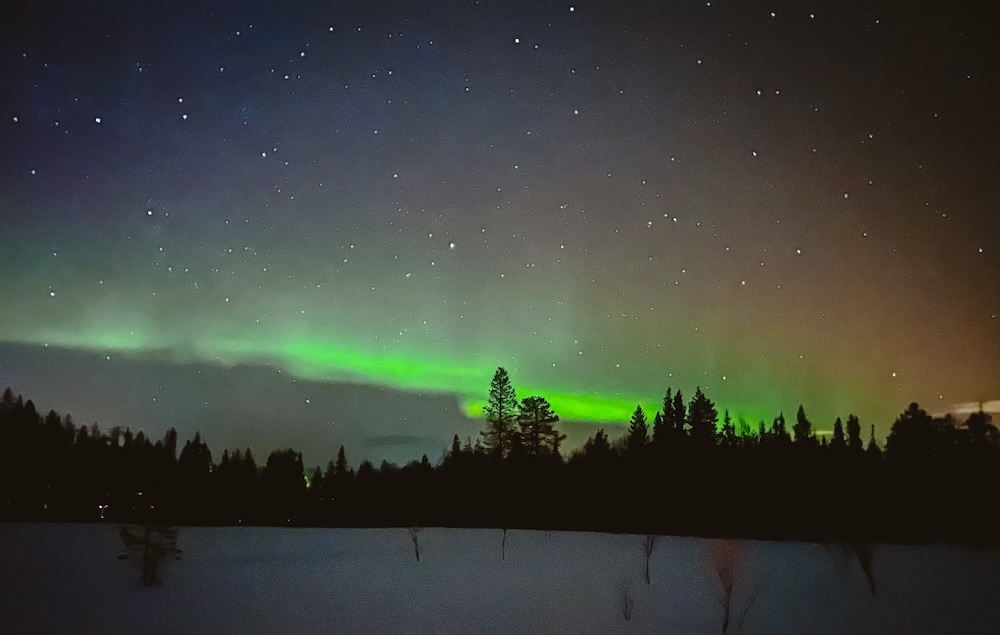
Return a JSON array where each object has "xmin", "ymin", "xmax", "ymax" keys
[{"xmin": 1, "ymin": 1, "xmax": 997, "ymax": 466}]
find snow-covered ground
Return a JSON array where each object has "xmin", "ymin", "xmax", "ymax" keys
[{"xmin": 1, "ymin": 523, "xmax": 998, "ymax": 634}]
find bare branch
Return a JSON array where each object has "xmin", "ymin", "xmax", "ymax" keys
[
  {"xmin": 718, "ymin": 572, "xmax": 734, "ymax": 633},
  {"xmin": 642, "ymin": 534, "xmax": 658, "ymax": 585},
  {"xmin": 407, "ymin": 526, "xmax": 423, "ymax": 562},
  {"xmin": 618, "ymin": 577, "xmax": 635, "ymax": 621},
  {"xmin": 731, "ymin": 584, "xmax": 761, "ymax": 635}
]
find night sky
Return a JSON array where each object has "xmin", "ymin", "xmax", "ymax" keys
[{"xmin": 1, "ymin": 1, "xmax": 997, "ymax": 466}]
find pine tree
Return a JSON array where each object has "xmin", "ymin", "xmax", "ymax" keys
[
  {"xmin": 243, "ymin": 448, "xmax": 257, "ymax": 477},
  {"xmin": 771, "ymin": 413, "xmax": 790, "ymax": 444},
  {"xmin": 517, "ymin": 396, "xmax": 562, "ymax": 456},
  {"xmin": 627, "ymin": 405, "xmax": 649, "ymax": 453},
  {"xmin": 178, "ymin": 432, "xmax": 212, "ymax": 479},
  {"xmin": 655, "ymin": 388, "xmax": 673, "ymax": 444},
  {"xmin": 671, "ymin": 390, "xmax": 687, "ymax": 436},
  {"xmin": 177, "ymin": 432, "xmax": 213, "ymax": 516},
  {"xmin": 866, "ymin": 425, "xmax": 882, "ymax": 459},
  {"xmin": 793, "ymin": 405, "xmax": 816, "ymax": 445},
  {"xmin": 334, "ymin": 445, "xmax": 349, "ymax": 478},
  {"xmin": 481, "ymin": 367, "xmax": 519, "ymax": 458},
  {"xmin": 831, "ymin": 417, "xmax": 846, "ymax": 450},
  {"xmin": 720, "ymin": 409, "xmax": 737, "ymax": 446},
  {"xmin": 584, "ymin": 429, "xmax": 613, "ymax": 462},
  {"xmin": 308, "ymin": 466, "xmax": 323, "ymax": 492},
  {"xmin": 325, "ymin": 445, "xmax": 352, "ymax": 501},
  {"xmin": 686, "ymin": 387, "xmax": 718, "ymax": 446},
  {"xmin": 651, "ymin": 411, "xmax": 667, "ymax": 446},
  {"xmin": 846, "ymin": 414, "xmax": 862, "ymax": 453},
  {"xmin": 262, "ymin": 449, "xmax": 306, "ymax": 518},
  {"xmin": 162, "ymin": 427, "xmax": 178, "ymax": 464}
]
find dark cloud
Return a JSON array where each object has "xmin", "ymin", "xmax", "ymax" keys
[{"xmin": 0, "ymin": 343, "xmax": 479, "ymax": 467}]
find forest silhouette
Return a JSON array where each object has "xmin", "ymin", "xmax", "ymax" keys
[{"xmin": 1, "ymin": 368, "xmax": 997, "ymax": 546}]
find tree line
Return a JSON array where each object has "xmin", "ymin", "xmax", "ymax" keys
[{"xmin": 1, "ymin": 371, "xmax": 997, "ymax": 546}]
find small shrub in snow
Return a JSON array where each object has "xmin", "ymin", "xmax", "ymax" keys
[{"xmin": 117, "ymin": 524, "xmax": 181, "ymax": 587}]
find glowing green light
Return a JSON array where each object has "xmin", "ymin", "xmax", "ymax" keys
[
  {"xmin": 4, "ymin": 327, "xmax": 792, "ymax": 427},
  {"xmin": 462, "ymin": 389, "xmax": 660, "ymax": 424}
]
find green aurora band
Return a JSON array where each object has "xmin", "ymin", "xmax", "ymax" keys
[{"xmin": 8, "ymin": 328, "xmax": 778, "ymax": 428}]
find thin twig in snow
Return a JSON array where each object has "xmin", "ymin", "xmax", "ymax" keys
[{"xmin": 407, "ymin": 526, "xmax": 423, "ymax": 562}]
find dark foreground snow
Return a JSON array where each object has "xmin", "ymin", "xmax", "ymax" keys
[{"xmin": 1, "ymin": 523, "xmax": 998, "ymax": 634}]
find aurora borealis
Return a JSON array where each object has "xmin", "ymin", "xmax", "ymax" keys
[{"xmin": 1, "ymin": 1, "xmax": 997, "ymax": 465}]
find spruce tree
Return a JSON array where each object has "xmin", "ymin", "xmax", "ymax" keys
[
  {"xmin": 671, "ymin": 390, "xmax": 687, "ymax": 436},
  {"xmin": 655, "ymin": 388, "xmax": 673, "ymax": 443},
  {"xmin": 831, "ymin": 417, "xmax": 846, "ymax": 450},
  {"xmin": 627, "ymin": 405, "xmax": 649, "ymax": 453},
  {"xmin": 866, "ymin": 425, "xmax": 882, "ymax": 459},
  {"xmin": 720, "ymin": 409, "xmax": 736, "ymax": 445},
  {"xmin": 481, "ymin": 367, "xmax": 518, "ymax": 458},
  {"xmin": 162, "ymin": 427, "xmax": 178, "ymax": 464},
  {"xmin": 687, "ymin": 387, "xmax": 718, "ymax": 446},
  {"xmin": 651, "ymin": 411, "xmax": 667, "ymax": 445},
  {"xmin": 243, "ymin": 448, "xmax": 257, "ymax": 477},
  {"xmin": 334, "ymin": 445, "xmax": 349, "ymax": 478},
  {"xmin": 793, "ymin": 404, "xmax": 816, "ymax": 445},
  {"xmin": 846, "ymin": 414, "xmax": 863, "ymax": 453}
]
